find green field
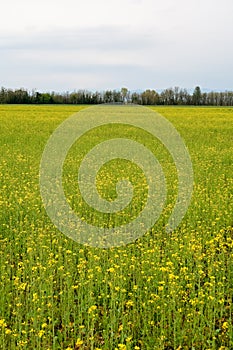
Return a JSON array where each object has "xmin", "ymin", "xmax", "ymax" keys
[{"xmin": 0, "ymin": 105, "xmax": 232, "ymax": 350}]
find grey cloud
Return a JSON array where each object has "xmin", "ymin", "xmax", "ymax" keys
[
  {"xmin": 0, "ymin": 26, "xmax": 161, "ymax": 52},
  {"xmin": 0, "ymin": 22, "xmax": 233, "ymax": 91}
]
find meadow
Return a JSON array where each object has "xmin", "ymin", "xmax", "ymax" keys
[{"xmin": 0, "ymin": 105, "xmax": 232, "ymax": 350}]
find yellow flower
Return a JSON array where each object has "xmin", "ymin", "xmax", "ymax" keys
[
  {"xmin": 125, "ymin": 300, "xmax": 134, "ymax": 307},
  {"xmin": 0, "ymin": 319, "xmax": 7, "ymax": 328},
  {"xmin": 38, "ymin": 330, "xmax": 45, "ymax": 338},
  {"xmin": 88, "ymin": 305, "xmax": 97, "ymax": 313},
  {"xmin": 72, "ymin": 285, "xmax": 79, "ymax": 290},
  {"xmin": 32, "ymin": 293, "xmax": 38, "ymax": 302},
  {"xmin": 76, "ymin": 338, "xmax": 84, "ymax": 346},
  {"xmin": 222, "ymin": 321, "xmax": 228, "ymax": 330},
  {"xmin": 118, "ymin": 344, "xmax": 127, "ymax": 350},
  {"xmin": 107, "ymin": 267, "xmax": 115, "ymax": 273}
]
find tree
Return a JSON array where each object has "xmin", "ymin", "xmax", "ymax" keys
[
  {"xmin": 160, "ymin": 88, "xmax": 175, "ymax": 105},
  {"xmin": 104, "ymin": 90, "xmax": 113, "ymax": 103},
  {"xmin": 1, "ymin": 86, "xmax": 233, "ymax": 106},
  {"xmin": 112, "ymin": 90, "xmax": 121, "ymax": 103},
  {"xmin": 131, "ymin": 92, "xmax": 141, "ymax": 104},
  {"xmin": 121, "ymin": 87, "xmax": 129, "ymax": 103},
  {"xmin": 192, "ymin": 86, "xmax": 202, "ymax": 105},
  {"xmin": 141, "ymin": 89, "xmax": 159, "ymax": 105}
]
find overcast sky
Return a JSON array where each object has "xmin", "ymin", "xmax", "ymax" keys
[{"xmin": 1, "ymin": 0, "xmax": 233, "ymax": 91}]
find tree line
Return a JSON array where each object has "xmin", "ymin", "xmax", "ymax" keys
[{"xmin": 0, "ymin": 86, "xmax": 233, "ymax": 106}]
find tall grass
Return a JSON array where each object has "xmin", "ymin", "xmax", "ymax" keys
[{"xmin": 0, "ymin": 105, "xmax": 232, "ymax": 349}]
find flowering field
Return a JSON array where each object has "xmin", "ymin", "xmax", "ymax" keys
[{"xmin": 0, "ymin": 105, "xmax": 232, "ymax": 350}]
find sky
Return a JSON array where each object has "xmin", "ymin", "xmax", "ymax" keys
[{"xmin": 1, "ymin": 0, "xmax": 233, "ymax": 92}]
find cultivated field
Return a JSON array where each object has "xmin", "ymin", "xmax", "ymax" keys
[{"xmin": 0, "ymin": 105, "xmax": 232, "ymax": 349}]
